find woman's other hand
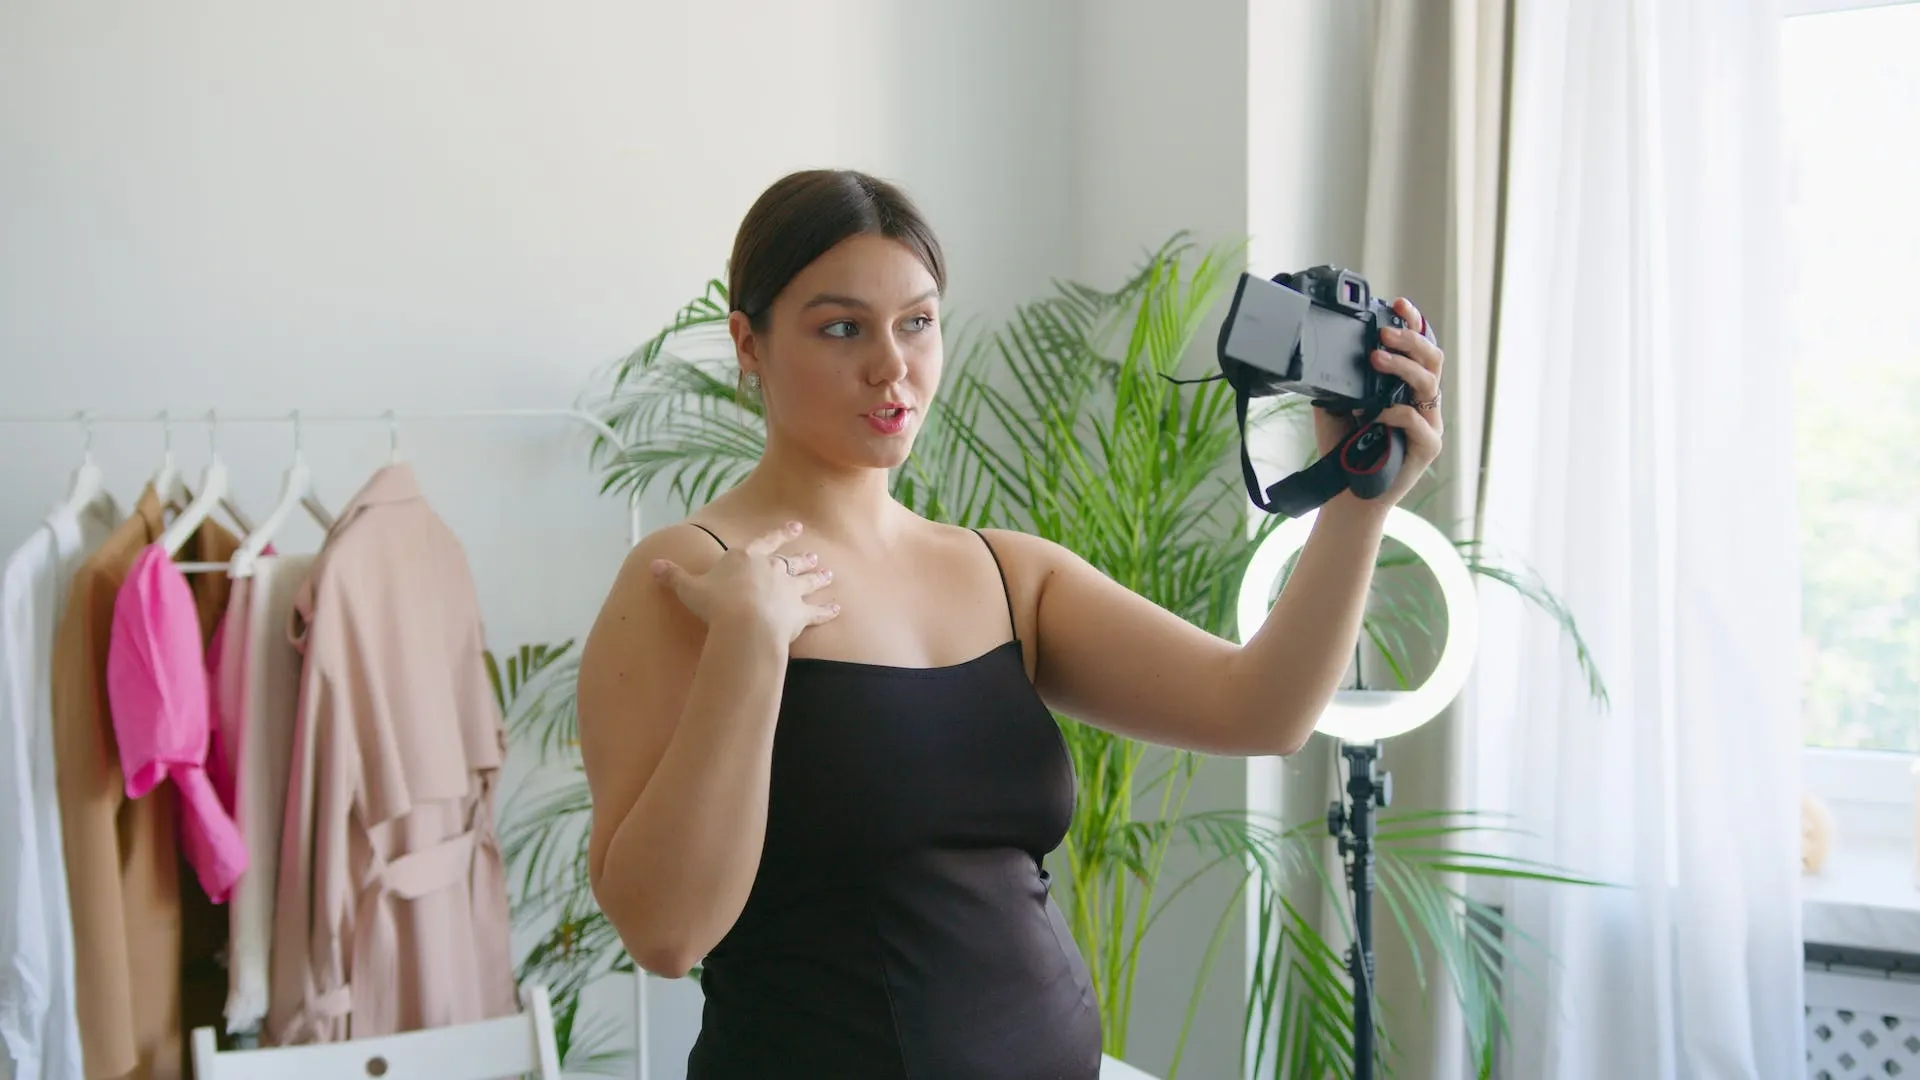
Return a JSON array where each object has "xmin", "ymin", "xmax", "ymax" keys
[{"xmin": 649, "ymin": 521, "xmax": 840, "ymax": 642}]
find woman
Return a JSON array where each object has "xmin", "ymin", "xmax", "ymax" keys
[{"xmin": 576, "ymin": 169, "xmax": 1445, "ymax": 1079}]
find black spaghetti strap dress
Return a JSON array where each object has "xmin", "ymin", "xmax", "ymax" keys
[{"xmin": 679, "ymin": 524, "xmax": 1102, "ymax": 1080}]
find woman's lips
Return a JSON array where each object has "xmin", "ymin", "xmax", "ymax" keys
[{"xmin": 866, "ymin": 406, "xmax": 911, "ymax": 435}]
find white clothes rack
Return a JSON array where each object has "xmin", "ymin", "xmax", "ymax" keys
[
  {"xmin": 0, "ymin": 405, "xmax": 654, "ymax": 1077},
  {"xmin": 0, "ymin": 407, "xmax": 642, "ymax": 547}
]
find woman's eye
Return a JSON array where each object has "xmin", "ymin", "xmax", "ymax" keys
[
  {"xmin": 906, "ymin": 315, "xmax": 936, "ymax": 333},
  {"xmin": 823, "ymin": 320, "xmax": 859, "ymax": 339}
]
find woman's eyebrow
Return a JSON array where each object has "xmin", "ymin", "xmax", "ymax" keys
[{"xmin": 800, "ymin": 288, "xmax": 938, "ymax": 311}]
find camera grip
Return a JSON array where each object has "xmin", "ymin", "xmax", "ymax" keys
[{"xmin": 1337, "ymin": 420, "xmax": 1404, "ymax": 500}]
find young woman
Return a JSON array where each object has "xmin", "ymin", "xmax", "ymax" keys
[{"xmin": 576, "ymin": 169, "xmax": 1445, "ymax": 1079}]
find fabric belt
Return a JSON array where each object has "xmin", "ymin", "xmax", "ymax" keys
[
  {"xmin": 307, "ymin": 825, "xmax": 485, "ymax": 1024},
  {"xmin": 374, "ymin": 828, "xmax": 479, "ymax": 900}
]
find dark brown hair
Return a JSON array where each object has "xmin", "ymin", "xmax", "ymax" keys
[{"xmin": 727, "ymin": 169, "xmax": 947, "ymax": 331}]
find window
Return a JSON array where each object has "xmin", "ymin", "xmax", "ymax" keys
[{"xmin": 1783, "ymin": 0, "xmax": 1920, "ymax": 757}]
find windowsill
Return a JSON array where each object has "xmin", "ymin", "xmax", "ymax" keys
[
  {"xmin": 1802, "ymin": 833, "xmax": 1920, "ymax": 953},
  {"xmin": 1801, "ymin": 747, "xmax": 1919, "ymax": 953}
]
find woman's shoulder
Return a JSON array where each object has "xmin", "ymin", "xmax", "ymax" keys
[
  {"xmin": 965, "ymin": 525, "xmax": 1065, "ymax": 560},
  {"xmin": 605, "ymin": 520, "xmax": 732, "ymax": 596},
  {"xmin": 921, "ymin": 523, "xmax": 1071, "ymax": 582},
  {"xmin": 911, "ymin": 518, "xmax": 1009, "ymax": 553}
]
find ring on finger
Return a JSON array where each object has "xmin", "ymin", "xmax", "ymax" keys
[{"xmin": 771, "ymin": 554, "xmax": 799, "ymax": 575}]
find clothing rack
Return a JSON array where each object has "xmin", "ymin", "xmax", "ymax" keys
[
  {"xmin": 1, "ymin": 406, "xmax": 653, "ymax": 1076},
  {"xmin": 0, "ymin": 407, "xmax": 642, "ymax": 547}
]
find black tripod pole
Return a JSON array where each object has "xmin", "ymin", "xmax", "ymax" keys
[{"xmin": 1327, "ymin": 740, "xmax": 1389, "ymax": 1080}]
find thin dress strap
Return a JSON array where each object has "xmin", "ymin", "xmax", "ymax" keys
[
  {"xmin": 688, "ymin": 522, "xmax": 728, "ymax": 551},
  {"xmin": 970, "ymin": 529, "xmax": 1018, "ymax": 640}
]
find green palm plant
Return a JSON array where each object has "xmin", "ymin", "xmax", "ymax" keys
[
  {"xmin": 501, "ymin": 234, "xmax": 1607, "ymax": 1078},
  {"xmin": 486, "ymin": 642, "xmax": 629, "ymax": 1073}
]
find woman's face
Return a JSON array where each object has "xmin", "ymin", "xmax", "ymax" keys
[{"xmin": 732, "ymin": 233, "xmax": 943, "ymax": 473}]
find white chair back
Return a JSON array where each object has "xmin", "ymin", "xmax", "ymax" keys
[
  {"xmin": 191, "ymin": 983, "xmax": 562, "ymax": 1080},
  {"xmin": 1100, "ymin": 1053, "xmax": 1163, "ymax": 1080}
]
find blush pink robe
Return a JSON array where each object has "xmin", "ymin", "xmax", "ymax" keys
[{"xmin": 263, "ymin": 464, "xmax": 514, "ymax": 1045}]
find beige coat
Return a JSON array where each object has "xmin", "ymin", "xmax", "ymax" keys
[
  {"xmin": 264, "ymin": 464, "xmax": 515, "ymax": 1045},
  {"xmin": 52, "ymin": 489, "xmax": 238, "ymax": 1080}
]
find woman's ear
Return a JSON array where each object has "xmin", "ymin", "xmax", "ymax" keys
[
  {"xmin": 728, "ymin": 310, "xmax": 762, "ymax": 404},
  {"xmin": 728, "ymin": 310, "xmax": 762, "ymax": 397},
  {"xmin": 728, "ymin": 310, "xmax": 758, "ymax": 367}
]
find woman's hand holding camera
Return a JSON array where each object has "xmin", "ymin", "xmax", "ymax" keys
[{"xmin": 1311, "ymin": 296, "xmax": 1447, "ymax": 508}]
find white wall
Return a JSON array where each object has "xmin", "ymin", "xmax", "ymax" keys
[
  {"xmin": 0, "ymin": 0, "xmax": 1078, "ymax": 543},
  {"xmin": 0, "ymin": 3, "xmax": 1075, "ymax": 1076},
  {"xmin": 1072, "ymin": 0, "xmax": 1248, "ymax": 284},
  {"xmin": 1, "ymin": 2, "xmax": 1374, "ymax": 1077}
]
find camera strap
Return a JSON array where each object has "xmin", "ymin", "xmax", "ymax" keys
[{"xmin": 1234, "ymin": 391, "xmax": 1395, "ymax": 518}]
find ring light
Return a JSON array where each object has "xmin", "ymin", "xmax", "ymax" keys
[{"xmin": 1235, "ymin": 506, "xmax": 1479, "ymax": 742}]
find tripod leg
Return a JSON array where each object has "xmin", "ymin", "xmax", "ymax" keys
[{"xmin": 1341, "ymin": 742, "xmax": 1383, "ymax": 1080}]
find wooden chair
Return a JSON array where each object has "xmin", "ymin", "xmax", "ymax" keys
[{"xmin": 190, "ymin": 983, "xmax": 562, "ymax": 1079}]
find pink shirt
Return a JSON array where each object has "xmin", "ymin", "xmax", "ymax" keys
[{"xmin": 105, "ymin": 544, "xmax": 248, "ymax": 903}]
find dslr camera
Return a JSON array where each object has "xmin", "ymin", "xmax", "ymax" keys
[{"xmin": 1215, "ymin": 266, "xmax": 1422, "ymax": 517}]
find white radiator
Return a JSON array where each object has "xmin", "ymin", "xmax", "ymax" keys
[{"xmin": 1806, "ymin": 969, "xmax": 1920, "ymax": 1079}]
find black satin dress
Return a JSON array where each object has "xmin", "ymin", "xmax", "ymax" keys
[{"xmin": 682, "ymin": 525, "xmax": 1102, "ymax": 1080}]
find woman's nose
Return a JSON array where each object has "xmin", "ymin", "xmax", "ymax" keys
[{"xmin": 866, "ymin": 335, "xmax": 909, "ymax": 384}]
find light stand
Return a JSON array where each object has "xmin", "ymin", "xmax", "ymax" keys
[
  {"xmin": 1329, "ymin": 740, "xmax": 1387, "ymax": 1079},
  {"xmin": 1236, "ymin": 506, "xmax": 1480, "ymax": 1080},
  {"xmin": 1328, "ymin": 632, "xmax": 1391, "ymax": 1079}
]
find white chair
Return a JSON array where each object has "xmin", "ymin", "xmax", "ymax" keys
[
  {"xmin": 1100, "ymin": 1053, "xmax": 1162, "ymax": 1079},
  {"xmin": 191, "ymin": 983, "xmax": 563, "ymax": 1079}
]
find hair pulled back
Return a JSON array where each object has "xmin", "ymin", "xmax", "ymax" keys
[{"xmin": 727, "ymin": 169, "xmax": 947, "ymax": 332}]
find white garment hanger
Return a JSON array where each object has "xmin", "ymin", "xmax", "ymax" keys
[
  {"xmin": 149, "ymin": 410, "xmax": 192, "ymax": 513},
  {"xmin": 56, "ymin": 411, "xmax": 112, "ymax": 519},
  {"xmin": 228, "ymin": 410, "xmax": 334, "ymax": 580},
  {"xmin": 158, "ymin": 411, "xmax": 253, "ymax": 556}
]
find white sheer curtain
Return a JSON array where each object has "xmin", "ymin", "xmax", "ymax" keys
[{"xmin": 1467, "ymin": 0, "xmax": 1807, "ymax": 1075}]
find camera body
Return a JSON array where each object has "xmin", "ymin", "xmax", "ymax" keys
[
  {"xmin": 1215, "ymin": 265, "xmax": 1417, "ymax": 514},
  {"xmin": 1217, "ymin": 265, "xmax": 1411, "ymax": 413}
]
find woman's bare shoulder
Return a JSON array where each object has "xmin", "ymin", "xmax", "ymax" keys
[
  {"xmin": 961, "ymin": 526, "xmax": 1061, "ymax": 578},
  {"xmin": 587, "ymin": 520, "xmax": 734, "ymax": 646},
  {"xmin": 612, "ymin": 519, "xmax": 730, "ymax": 581}
]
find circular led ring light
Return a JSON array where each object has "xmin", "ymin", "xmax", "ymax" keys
[{"xmin": 1235, "ymin": 506, "xmax": 1479, "ymax": 743}]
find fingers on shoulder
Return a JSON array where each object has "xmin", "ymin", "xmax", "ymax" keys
[{"xmin": 605, "ymin": 524, "xmax": 727, "ymax": 612}]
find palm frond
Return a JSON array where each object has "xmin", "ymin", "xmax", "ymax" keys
[
  {"xmin": 1239, "ymin": 809, "xmax": 1607, "ymax": 1078},
  {"xmin": 490, "ymin": 640, "xmax": 633, "ymax": 1071},
  {"xmin": 486, "ymin": 642, "xmax": 580, "ymax": 760},
  {"xmin": 594, "ymin": 359, "xmax": 765, "ymax": 509},
  {"xmin": 501, "ymin": 766, "xmax": 594, "ymax": 909},
  {"xmin": 1455, "ymin": 539, "xmax": 1609, "ymax": 707},
  {"xmin": 611, "ymin": 278, "xmax": 732, "ymax": 386}
]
